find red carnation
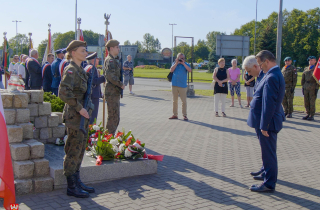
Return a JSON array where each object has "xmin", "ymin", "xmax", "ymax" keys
[{"xmin": 125, "ymin": 137, "xmax": 132, "ymax": 146}]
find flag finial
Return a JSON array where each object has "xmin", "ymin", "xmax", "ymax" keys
[{"xmin": 3, "ymin": 32, "xmax": 7, "ymax": 37}]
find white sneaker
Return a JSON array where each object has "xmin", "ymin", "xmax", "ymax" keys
[{"xmin": 129, "ymin": 91, "xmax": 134, "ymax": 94}]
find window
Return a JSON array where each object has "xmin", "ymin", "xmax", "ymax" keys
[{"xmin": 131, "ymin": 48, "xmax": 135, "ymax": 51}]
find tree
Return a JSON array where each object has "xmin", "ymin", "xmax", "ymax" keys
[
  {"xmin": 37, "ymin": 39, "xmax": 48, "ymax": 63},
  {"xmin": 54, "ymin": 30, "xmax": 99, "ymax": 50},
  {"xmin": 194, "ymin": 39, "xmax": 210, "ymax": 61},
  {"xmin": 142, "ymin": 33, "xmax": 155, "ymax": 53},
  {"xmin": 8, "ymin": 34, "xmax": 29, "ymax": 56},
  {"xmin": 124, "ymin": 40, "xmax": 131, "ymax": 45},
  {"xmin": 206, "ymin": 31, "xmax": 225, "ymax": 52},
  {"xmin": 197, "ymin": 58, "xmax": 203, "ymax": 63},
  {"xmin": 133, "ymin": 41, "xmax": 144, "ymax": 52},
  {"xmin": 173, "ymin": 42, "xmax": 191, "ymax": 62},
  {"xmin": 256, "ymin": 25, "xmax": 276, "ymax": 55}
]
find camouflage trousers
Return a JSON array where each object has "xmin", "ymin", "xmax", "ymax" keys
[
  {"xmin": 106, "ymin": 95, "xmax": 120, "ymax": 135},
  {"xmin": 63, "ymin": 127, "xmax": 86, "ymax": 176},
  {"xmin": 282, "ymin": 88, "xmax": 294, "ymax": 114},
  {"xmin": 304, "ymin": 89, "xmax": 317, "ymax": 117}
]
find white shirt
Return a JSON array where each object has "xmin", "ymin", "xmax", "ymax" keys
[
  {"xmin": 18, "ymin": 63, "xmax": 26, "ymax": 79},
  {"xmin": 8, "ymin": 62, "xmax": 19, "ymax": 74}
]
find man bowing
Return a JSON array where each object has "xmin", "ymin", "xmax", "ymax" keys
[{"xmin": 244, "ymin": 50, "xmax": 285, "ymax": 193}]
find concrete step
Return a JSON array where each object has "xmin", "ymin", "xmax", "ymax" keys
[{"xmin": 44, "ymin": 144, "xmax": 158, "ymax": 189}]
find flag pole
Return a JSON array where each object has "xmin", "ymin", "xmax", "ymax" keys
[
  {"xmin": 77, "ymin": 18, "xmax": 81, "ymax": 40},
  {"xmin": 3, "ymin": 32, "xmax": 8, "ymax": 89},
  {"xmin": 103, "ymin": 13, "xmax": 111, "ymax": 128}
]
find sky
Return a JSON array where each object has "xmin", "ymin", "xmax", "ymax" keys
[{"xmin": 0, "ymin": 0, "xmax": 319, "ymax": 51}]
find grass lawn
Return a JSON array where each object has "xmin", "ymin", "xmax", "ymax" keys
[
  {"xmin": 134, "ymin": 68, "xmax": 303, "ymax": 87},
  {"xmin": 193, "ymin": 89, "xmax": 319, "ymax": 113}
]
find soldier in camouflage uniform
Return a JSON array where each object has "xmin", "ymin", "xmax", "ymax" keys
[
  {"xmin": 281, "ymin": 57, "xmax": 297, "ymax": 118},
  {"xmin": 103, "ymin": 39, "xmax": 125, "ymax": 135},
  {"xmin": 301, "ymin": 56, "xmax": 319, "ymax": 121},
  {"xmin": 59, "ymin": 40, "xmax": 95, "ymax": 198}
]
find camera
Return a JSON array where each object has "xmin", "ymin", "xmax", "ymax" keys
[{"xmin": 179, "ymin": 59, "xmax": 183, "ymax": 62}]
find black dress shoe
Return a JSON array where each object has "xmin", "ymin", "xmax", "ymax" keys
[
  {"xmin": 250, "ymin": 184, "xmax": 275, "ymax": 193},
  {"xmin": 284, "ymin": 112, "xmax": 288, "ymax": 117},
  {"xmin": 250, "ymin": 170, "xmax": 263, "ymax": 176},
  {"xmin": 286, "ymin": 113, "xmax": 292, "ymax": 118},
  {"xmin": 307, "ymin": 116, "xmax": 314, "ymax": 121},
  {"xmin": 302, "ymin": 115, "xmax": 309, "ymax": 120}
]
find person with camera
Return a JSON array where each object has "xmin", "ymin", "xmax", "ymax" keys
[
  {"xmin": 213, "ymin": 58, "xmax": 230, "ymax": 117},
  {"xmin": 169, "ymin": 53, "xmax": 191, "ymax": 121}
]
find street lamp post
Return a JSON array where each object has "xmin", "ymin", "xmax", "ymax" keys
[
  {"xmin": 75, "ymin": 0, "xmax": 77, "ymax": 39},
  {"xmin": 254, "ymin": 0, "xmax": 258, "ymax": 55},
  {"xmin": 169, "ymin": 23, "xmax": 177, "ymax": 64},
  {"xmin": 276, "ymin": 0, "xmax": 283, "ymax": 66},
  {"xmin": 12, "ymin": 20, "xmax": 21, "ymax": 54}
]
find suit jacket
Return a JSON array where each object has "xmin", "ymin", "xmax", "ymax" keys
[
  {"xmin": 27, "ymin": 58, "xmax": 43, "ymax": 88},
  {"xmin": 247, "ymin": 66, "xmax": 285, "ymax": 133},
  {"xmin": 51, "ymin": 58, "xmax": 62, "ymax": 88},
  {"xmin": 42, "ymin": 62, "xmax": 53, "ymax": 92}
]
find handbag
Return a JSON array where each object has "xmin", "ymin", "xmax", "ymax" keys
[
  {"xmin": 210, "ymin": 80, "xmax": 215, "ymax": 89},
  {"xmin": 167, "ymin": 72, "xmax": 173, "ymax": 82}
]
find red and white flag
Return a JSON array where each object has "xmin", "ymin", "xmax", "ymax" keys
[
  {"xmin": 313, "ymin": 57, "xmax": 320, "ymax": 85},
  {"xmin": 0, "ymin": 93, "xmax": 16, "ymax": 210},
  {"xmin": 42, "ymin": 28, "xmax": 55, "ymax": 65},
  {"xmin": 77, "ymin": 29, "xmax": 84, "ymax": 41}
]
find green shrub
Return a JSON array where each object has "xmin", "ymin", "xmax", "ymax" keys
[
  {"xmin": 43, "ymin": 92, "xmax": 65, "ymax": 112},
  {"xmin": 135, "ymin": 65, "xmax": 160, "ymax": 69}
]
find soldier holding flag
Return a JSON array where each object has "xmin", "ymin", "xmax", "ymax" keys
[{"xmin": 301, "ymin": 56, "xmax": 319, "ymax": 121}]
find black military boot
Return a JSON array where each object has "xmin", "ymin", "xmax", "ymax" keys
[
  {"xmin": 66, "ymin": 174, "xmax": 89, "ymax": 198},
  {"xmin": 75, "ymin": 171, "xmax": 95, "ymax": 193},
  {"xmin": 307, "ymin": 116, "xmax": 314, "ymax": 121},
  {"xmin": 287, "ymin": 113, "xmax": 292, "ymax": 118},
  {"xmin": 302, "ymin": 115, "xmax": 309, "ymax": 120}
]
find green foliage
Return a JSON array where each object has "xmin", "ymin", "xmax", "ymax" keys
[
  {"xmin": 54, "ymin": 30, "xmax": 100, "ymax": 50},
  {"xmin": 142, "ymin": 33, "xmax": 161, "ymax": 53},
  {"xmin": 197, "ymin": 58, "xmax": 204, "ymax": 63},
  {"xmin": 43, "ymin": 92, "xmax": 65, "ymax": 112},
  {"xmin": 135, "ymin": 65, "xmax": 159, "ymax": 69},
  {"xmin": 123, "ymin": 40, "xmax": 131, "ymax": 45},
  {"xmin": 233, "ymin": 7, "xmax": 320, "ymax": 67},
  {"xmin": 206, "ymin": 31, "xmax": 226, "ymax": 52},
  {"xmin": 8, "ymin": 33, "xmax": 30, "ymax": 56},
  {"xmin": 194, "ymin": 40, "xmax": 210, "ymax": 61}
]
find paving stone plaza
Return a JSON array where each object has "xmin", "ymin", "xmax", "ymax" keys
[{"xmin": 1, "ymin": 78, "xmax": 320, "ymax": 210}]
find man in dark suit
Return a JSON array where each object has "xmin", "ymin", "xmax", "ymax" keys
[
  {"xmin": 84, "ymin": 52, "xmax": 105, "ymax": 124},
  {"xmin": 51, "ymin": 49, "xmax": 65, "ymax": 96},
  {"xmin": 26, "ymin": 49, "xmax": 43, "ymax": 90},
  {"xmin": 42, "ymin": 53, "xmax": 54, "ymax": 92},
  {"xmin": 243, "ymin": 51, "xmax": 285, "ymax": 192}
]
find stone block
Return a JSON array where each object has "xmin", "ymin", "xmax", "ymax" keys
[
  {"xmin": 7, "ymin": 125, "xmax": 23, "ymax": 143},
  {"xmin": 20, "ymin": 90, "xmax": 31, "ymax": 104},
  {"xmin": 25, "ymin": 140, "xmax": 45, "ymax": 159},
  {"xmin": 39, "ymin": 102, "xmax": 51, "ymax": 116},
  {"xmin": 33, "ymin": 128, "xmax": 40, "ymax": 139},
  {"xmin": 30, "ymin": 90, "xmax": 44, "ymax": 103},
  {"xmin": 48, "ymin": 114, "xmax": 59, "ymax": 127},
  {"xmin": 32, "ymin": 177, "xmax": 53, "ymax": 193},
  {"xmin": 1, "ymin": 93, "xmax": 13, "ymax": 108},
  {"xmin": 28, "ymin": 103, "xmax": 39, "ymax": 117},
  {"xmin": 4, "ymin": 109, "xmax": 16, "ymax": 125},
  {"xmin": 40, "ymin": 128, "xmax": 52, "ymax": 140},
  {"xmin": 10, "ymin": 143, "xmax": 30, "ymax": 161},
  {"xmin": 13, "ymin": 93, "xmax": 28, "ymax": 108},
  {"xmin": 15, "ymin": 179, "xmax": 33, "ymax": 195},
  {"xmin": 52, "ymin": 124, "xmax": 66, "ymax": 138},
  {"xmin": 37, "ymin": 139, "xmax": 47, "ymax": 144},
  {"xmin": 52, "ymin": 112, "xmax": 63, "ymax": 124},
  {"xmin": 13, "ymin": 160, "xmax": 34, "ymax": 179},
  {"xmin": 19, "ymin": 122, "xmax": 34, "ymax": 139},
  {"xmin": 33, "ymin": 159, "xmax": 49, "ymax": 177},
  {"xmin": 34, "ymin": 116, "xmax": 47, "ymax": 128},
  {"xmin": 16, "ymin": 109, "xmax": 30, "ymax": 123},
  {"xmin": 30, "ymin": 116, "xmax": 34, "ymax": 122}
]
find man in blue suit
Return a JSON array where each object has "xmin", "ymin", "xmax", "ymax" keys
[
  {"xmin": 51, "ymin": 49, "xmax": 65, "ymax": 96},
  {"xmin": 243, "ymin": 51, "xmax": 285, "ymax": 192}
]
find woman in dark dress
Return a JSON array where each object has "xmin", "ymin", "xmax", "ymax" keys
[
  {"xmin": 243, "ymin": 70, "xmax": 256, "ymax": 107},
  {"xmin": 213, "ymin": 58, "xmax": 230, "ymax": 117}
]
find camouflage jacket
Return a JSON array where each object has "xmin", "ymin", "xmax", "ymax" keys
[
  {"xmin": 59, "ymin": 61, "xmax": 90, "ymax": 130},
  {"xmin": 301, "ymin": 66, "xmax": 319, "ymax": 90},
  {"xmin": 103, "ymin": 54, "xmax": 123, "ymax": 97},
  {"xmin": 281, "ymin": 65, "xmax": 297, "ymax": 88}
]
